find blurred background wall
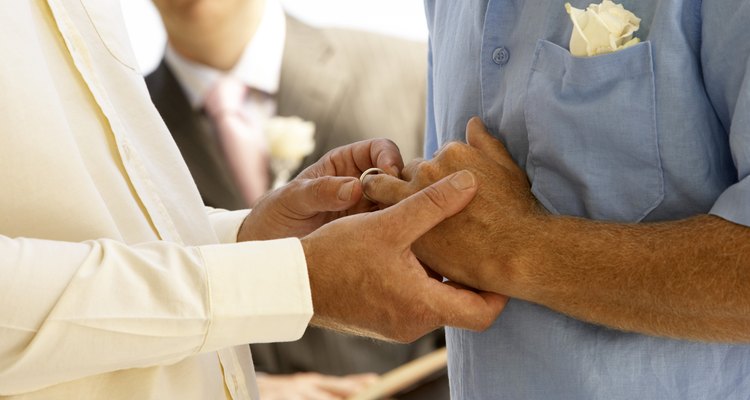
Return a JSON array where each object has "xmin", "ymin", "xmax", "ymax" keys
[{"xmin": 121, "ymin": 0, "xmax": 428, "ymax": 74}]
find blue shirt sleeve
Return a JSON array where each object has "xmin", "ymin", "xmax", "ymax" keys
[{"xmin": 703, "ymin": 1, "xmax": 750, "ymax": 226}]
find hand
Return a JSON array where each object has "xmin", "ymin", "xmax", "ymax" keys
[
  {"xmin": 238, "ymin": 139, "xmax": 403, "ymax": 241},
  {"xmin": 301, "ymin": 170, "xmax": 508, "ymax": 342},
  {"xmin": 257, "ymin": 372, "xmax": 378, "ymax": 400},
  {"xmin": 362, "ymin": 117, "xmax": 547, "ymax": 295}
]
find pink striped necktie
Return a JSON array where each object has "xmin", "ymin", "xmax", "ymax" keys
[{"xmin": 204, "ymin": 77, "xmax": 270, "ymax": 207}]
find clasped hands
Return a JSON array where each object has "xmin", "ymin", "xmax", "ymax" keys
[
  {"xmin": 241, "ymin": 117, "xmax": 546, "ymax": 343},
  {"xmin": 363, "ymin": 117, "xmax": 549, "ymax": 298}
]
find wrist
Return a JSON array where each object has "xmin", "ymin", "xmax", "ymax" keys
[
  {"xmin": 236, "ymin": 212, "xmax": 263, "ymax": 242},
  {"xmin": 516, "ymin": 213, "xmax": 594, "ymax": 307},
  {"xmin": 299, "ymin": 236, "xmax": 328, "ymax": 328},
  {"xmin": 501, "ymin": 213, "xmax": 559, "ymax": 301}
]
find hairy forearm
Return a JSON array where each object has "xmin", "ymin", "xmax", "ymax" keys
[{"xmin": 513, "ymin": 214, "xmax": 750, "ymax": 342}]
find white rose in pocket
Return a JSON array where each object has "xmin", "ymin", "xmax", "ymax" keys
[
  {"xmin": 565, "ymin": 1, "xmax": 641, "ymax": 57},
  {"xmin": 265, "ymin": 116, "xmax": 316, "ymax": 189}
]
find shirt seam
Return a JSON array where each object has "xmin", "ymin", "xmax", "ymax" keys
[{"xmin": 195, "ymin": 247, "xmax": 214, "ymax": 354}]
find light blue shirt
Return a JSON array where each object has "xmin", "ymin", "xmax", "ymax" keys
[{"xmin": 424, "ymin": 0, "xmax": 750, "ymax": 398}]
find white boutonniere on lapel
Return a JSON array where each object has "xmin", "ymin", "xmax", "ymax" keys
[
  {"xmin": 565, "ymin": 0, "xmax": 641, "ymax": 57},
  {"xmin": 265, "ymin": 116, "xmax": 316, "ymax": 189}
]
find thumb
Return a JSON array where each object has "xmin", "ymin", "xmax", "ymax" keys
[
  {"xmin": 381, "ymin": 170, "xmax": 477, "ymax": 244},
  {"xmin": 288, "ymin": 177, "xmax": 363, "ymax": 215}
]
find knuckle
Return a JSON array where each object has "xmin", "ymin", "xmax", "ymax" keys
[
  {"xmin": 312, "ymin": 152, "xmax": 339, "ymax": 177},
  {"xmin": 422, "ymin": 184, "xmax": 450, "ymax": 210},
  {"xmin": 435, "ymin": 142, "xmax": 473, "ymax": 168},
  {"xmin": 320, "ymin": 148, "xmax": 337, "ymax": 164},
  {"xmin": 443, "ymin": 141, "xmax": 463, "ymax": 153},
  {"xmin": 403, "ymin": 159, "xmax": 421, "ymax": 172},
  {"xmin": 373, "ymin": 138, "xmax": 402, "ymax": 165},
  {"xmin": 424, "ymin": 163, "xmax": 443, "ymax": 182},
  {"xmin": 411, "ymin": 162, "xmax": 434, "ymax": 182},
  {"xmin": 440, "ymin": 141, "xmax": 469, "ymax": 159},
  {"xmin": 414, "ymin": 161, "xmax": 429, "ymax": 175},
  {"xmin": 375, "ymin": 137, "xmax": 399, "ymax": 150},
  {"xmin": 306, "ymin": 179, "xmax": 327, "ymax": 200},
  {"xmin": 401, "ymin": 161, "xmax": 420, "ymax": 181},
  {"xmin": 328, "ymin": 150, "xmax": 345, "ymax": 166}
]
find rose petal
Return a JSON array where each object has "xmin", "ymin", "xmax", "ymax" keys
[{"xmin": 565, "ymin": 0, "xmax": 641, "ymax": 57}]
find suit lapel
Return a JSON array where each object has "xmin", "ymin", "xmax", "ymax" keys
[
  {"xmin": 277, "ymin": 18, "xmax": 349, "ymax": 165},
  {"xmin": 146, "ymin": 62, "xmax": 246, "ymax": 210}
]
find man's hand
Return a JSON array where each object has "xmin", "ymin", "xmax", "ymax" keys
[
  {"xmin": 238, "ymin": 139, "xmax": 403, "ymax": 241},
  {"xmin": 363, "ymin": 118, "xmax": 750, "ymax": 343},
  {"xmin": 362, "ymin": 117, "xmax": 547, "ymax": 295},
  {"xmin": 257, "ymin": 372, "xmax": 377, "ymax": 400},
  {"xmin": 301, "ymin": 170, "xmax": 508, "ymax": 342}
]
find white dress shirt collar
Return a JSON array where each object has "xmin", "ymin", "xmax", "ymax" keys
[{"xmin": 165, "ymin": 0, "xmax": 287, "ymax": 110}]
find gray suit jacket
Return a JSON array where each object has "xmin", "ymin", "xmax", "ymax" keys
[{"xmin": 146, "ymin": 18, "xmax": 441, "ymax": 378}]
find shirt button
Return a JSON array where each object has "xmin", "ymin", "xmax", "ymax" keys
[{"xmin": 492, "ymin": 47, "xmax": 510, "ymax": 66}]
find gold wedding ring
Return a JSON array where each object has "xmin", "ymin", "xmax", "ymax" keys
[{"xmin": 359, "ymin": 167, "xmax": 386, "ymax": 202}]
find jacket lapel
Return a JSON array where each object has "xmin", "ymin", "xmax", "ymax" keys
[{"xmin": 146, "ymin": 62, "xmax": 246, "ymax": 210}]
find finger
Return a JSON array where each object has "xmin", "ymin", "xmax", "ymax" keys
[
  {"xmin": 289, "ymin": 177, "xmax": 363, "ymax": 214},
  {"xmin": 370, "ymin": 139, "xmax": 404, "ymax": 176},
  {"xmin": 298, "ymin": 139, "xmax": 403, "ymax": 180},
  {"xmin": 400, "ymin": 157, "xmax": 424, "ymax": 182},
  {"xmin": 379, "ymin": 170, "xmax": 477, "ymax": 244},
  {"xmin": 428, "ymin": 280, "xmax": 509, "ymax": 331},
  {"xmin": 465, "ymin": 116, "xmax": 518, "ymax": 171},
  {"xmin": 347, "ymin": 139, "xmax": 403, "ymax": 177},
  {"xmin": 362, "ymin": 174, "xmax": 415, "ymax": 206}
]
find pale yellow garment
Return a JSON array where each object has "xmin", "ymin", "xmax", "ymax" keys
[{"xmin": 0, "ymin": 1, "xmax": 313, "ymax": 399}]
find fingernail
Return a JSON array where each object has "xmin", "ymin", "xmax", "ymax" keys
[
  {"xmin": 338, "ymin": 180, "xmax": 356, "ymax": 201},
  {"xmin": 450, "ymin": 171, "xmax": 475, "ymax": 190}
]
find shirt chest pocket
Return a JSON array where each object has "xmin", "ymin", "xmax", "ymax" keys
[
  {"xmin": 524, "ymin": 39, "xmax": 664, "ymax": 222},
  {"xmin": 78, "ymin": 0, "xmax": 138, "ymax": 71}
]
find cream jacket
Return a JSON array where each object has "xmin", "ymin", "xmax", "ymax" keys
[{"xmin": 0, "ymin": 1, "xmax": 312, "ymax": 398}]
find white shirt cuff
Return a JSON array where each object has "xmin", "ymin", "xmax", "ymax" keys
[
  {"xmin": 206, "ymin": 208, "xmax": 251, "ymax": 244},
  {"xmin": 198, "ymin": 238, "xmax": 312, "ymax": 351}
]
